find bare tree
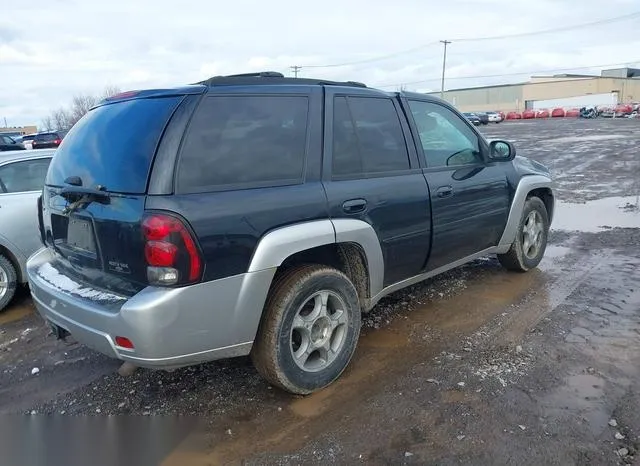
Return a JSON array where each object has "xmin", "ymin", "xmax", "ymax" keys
[
  {"xmin": 52, "ymin": 108, "xmax": 71, "ymax": 132},
  {"xmin": 41, "ymin": 85, "xmax": 122, "ymax": 132},
  {"xmin": 67, "ymin": 94, "xmax": 98, "ymax": 127},
  {"xmin": 102, "ymin": 85, "xmax": 121, "ymax": 99},
  {"xmin": 41, "ymin": 116, "xmax": 54, "ymax": 132}
]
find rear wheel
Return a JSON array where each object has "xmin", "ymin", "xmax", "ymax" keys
[
  {"xmin": 498, "ymin": 196, "xmax": 549, "ymax": 272},
  {"xmin": 0, "ymin": 255, "xmax": 18, "ymax": 312},
  {"xmin": 251, "ymin": 265, "xmax": 361, "ymax": 394}
]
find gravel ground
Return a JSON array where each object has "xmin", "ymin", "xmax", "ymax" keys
[{"xmin": 0, "ymin": 117, "xmax": 639, "ymax": 465}]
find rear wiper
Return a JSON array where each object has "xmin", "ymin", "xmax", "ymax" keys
[
  {"xmin": 60, "ymin": 177, "xmax": 111, "ymax": 214},
  {"xmin": 60, "ymin": 186, "xmax": 111, "ymax": 202}
]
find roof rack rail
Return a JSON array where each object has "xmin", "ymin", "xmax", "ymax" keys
[{"xmin": 194, "ymin": 72, "xmax": 367, "ymax": 88}]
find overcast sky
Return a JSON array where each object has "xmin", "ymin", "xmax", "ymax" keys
[{"xmin": 2, "ymin": 0, "xmax": 640, "ymax": 127}]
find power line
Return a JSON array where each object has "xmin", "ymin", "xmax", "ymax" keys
[
  {"xmin": 372, "ymin": 59, "xmax": 640, "ymax": 89},
  {"xmin": 299, "ymin": 11, "xmax": 640, "ymax": 69},
  {"xmin": 301, "ymin": 42, "xmax": 440, "ymax": 69}
]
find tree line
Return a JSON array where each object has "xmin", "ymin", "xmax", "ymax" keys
[{"xmin": 41, "ymin": 86, "xmax": 121, "ymax": 132}]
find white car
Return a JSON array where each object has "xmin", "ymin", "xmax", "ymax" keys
[
  {"xmin": 19, "ymin": 134, "xmax": 38, "ymax": 150},
  {"xmin": 486, "ymin": 111, "xmax": 503, "ymax": 123}
]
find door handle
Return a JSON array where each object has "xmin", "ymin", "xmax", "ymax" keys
[
  {"xmin": 342, "ymin": 198, "xmax": 367, "ymax": 214},
  {"xmin": 436, "ymin": 186, "xmax": 454, "ymax": 198}
]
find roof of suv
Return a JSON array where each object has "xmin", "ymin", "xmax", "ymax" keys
[{"xmin": 97, "ymin": 72, "xmax": 374, "ymax": 108}]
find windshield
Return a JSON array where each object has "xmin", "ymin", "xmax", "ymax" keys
[{"xmin": 46, "ymin": 96, "xmax": 181, "ymax": 193}]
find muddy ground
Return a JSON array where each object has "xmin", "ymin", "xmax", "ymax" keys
[{"xmin": 1, "ymin": 118, "xmax": 639, "ymax": 465}]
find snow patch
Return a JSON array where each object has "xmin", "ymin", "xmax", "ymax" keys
[{"xmin": 37, "ymin": 263, "xmax": 125, "ymax": 302}]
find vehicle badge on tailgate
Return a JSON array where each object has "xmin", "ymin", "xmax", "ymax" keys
[{"xmin": 108, "ymin": 261, "xmax": 131, "ymax": 274}]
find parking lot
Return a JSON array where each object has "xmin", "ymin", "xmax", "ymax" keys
[{"xmin": 1, "ymin": 118, "xmax": 639, "ymax": 464}]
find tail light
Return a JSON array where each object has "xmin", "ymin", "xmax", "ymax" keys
[
  {"xmin": 54, "ymin": 139, "xmax": 61, "ymax": 145},
  {"xmin": 142, "ymin": 213, "xmax": 202, "ymax": 286}
]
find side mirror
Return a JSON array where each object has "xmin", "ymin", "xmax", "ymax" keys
[{"xmin": 488, "ymin": 140, "xmax": 516, "ymax": 161}]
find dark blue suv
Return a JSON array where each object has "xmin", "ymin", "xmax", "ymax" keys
[{"xmin": 27, "ymin": 72, "xmax": 554, "ymax": 394}]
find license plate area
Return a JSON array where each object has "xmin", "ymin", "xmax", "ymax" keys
[{"xmin": 66, "ymin": 216, "xmax": 97, "ymax": 254}]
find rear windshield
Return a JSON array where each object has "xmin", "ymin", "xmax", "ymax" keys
[
  {"xmin": 46, "ymin": 96, "xmax": 181, "ymax": 193},
  {"xmin": 35, "ymin": 133, "xmax": 58, "ymax": 141}
]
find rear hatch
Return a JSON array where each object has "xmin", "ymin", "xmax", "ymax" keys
[{"xmin": 40, "ymin": 95, "xmax": 184, "ymax": 297}]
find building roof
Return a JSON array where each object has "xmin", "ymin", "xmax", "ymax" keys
[{"xmin": 432, "ymin": 73, "xmax": 640, "ymax": 94}]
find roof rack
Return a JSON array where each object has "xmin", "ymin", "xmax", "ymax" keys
[{"xmin": 195, "ymin": 71, "xmax": 367, "ymax": 88}]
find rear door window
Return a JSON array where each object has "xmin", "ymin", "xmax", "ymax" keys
[
  {"xmin": 177, "ymin": 95, "xmax": 309, "ymax": 193},
  {"xmin": 0, "ymin": 158, "xmax": 52, "ymax": 193},
  {"xmin": 332, "ymin": 96, "xmax": 410, "ymax": 178},
  {"xmin": 46, "ymin": 97, "xmax": 182, "ymax": 194}
]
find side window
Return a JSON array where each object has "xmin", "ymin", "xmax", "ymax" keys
[
  {"xmin": 408, "ymin": 101, "xmax": 482, "ymax": 167},
  {"xmin": 177, "ymin": 95, "xmax": 309, "ymax": 192},
  {"xmin": 2, "ymin": 136, "xmax": 15, "ymax": 144},
  {"xmin": 0, "ymin": 158, "xmax": 52, "ymax": 193},
  {"xmin": 332, "ymin": 97, "xmax": 362, "ymax": 176},
  {"xmin": 332, "ymin": 96, "xmax": 410, "ymax": 177}
]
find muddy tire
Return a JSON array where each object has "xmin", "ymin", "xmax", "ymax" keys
[
  {"xmin": 251, "ymin": 265, "xmax": 361, "ymax": 395},
  {"xmin": 498, "ymin": 196, "xmax": 549, "ymax": 272},
  {"xmin": 0, "ymin": 254, "xmax": 17, "ymax": 312}
]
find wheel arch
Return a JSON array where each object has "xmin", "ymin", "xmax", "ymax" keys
[
  {"xmin": 247, "ymin": 219, "xmax": 384, "ymax": 310},
  {"xmin": 496, "ymin": 175, "xmax": 554, "ymax": 254}
]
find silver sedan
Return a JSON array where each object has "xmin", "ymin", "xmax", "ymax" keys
[{"xmin": 0, "ymin": 149, "xmax": 55, "ymax": 311}]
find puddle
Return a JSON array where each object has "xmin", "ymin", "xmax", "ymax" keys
[
  {"xmin": 552, "ymin": 196, "xmax": 640, "ymax": 232},
  {"xmin": 0, "ymin": 299, "xmax": 34, "ymax": 326},
  {"xmin": 541, "ymin": 374, "xmax": 609, "ymax": 435}
]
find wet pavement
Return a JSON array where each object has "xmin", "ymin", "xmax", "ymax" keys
[{"xmin": 1, "ymin": 118, "xmax": 639, "ymax": 465}]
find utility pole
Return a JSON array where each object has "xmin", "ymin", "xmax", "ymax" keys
[
  {"xmin": 2, "ymin": 117, "xmax": 6, "ymax": 128},
  {"xmin": 440, "ymin": 40, "xmax": 451, "ymax": 99},
  {"xmin": 290, "ymin": 65, "xmax": 301, "ymax": 78}
]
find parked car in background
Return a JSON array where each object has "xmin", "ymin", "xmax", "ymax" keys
[
  {"xmin": 0, "ymin": 135, "xmax": 25, "ymax": 151},
  {"xmin": 32, "ymin": 132, "xmax": 63, "ymax": 149},
  {"xmin": 463, "ymin": 112, "xmax": 481, "ymax": 126},
  {"xmin": 0, "ymin": 149, "xmax": 55, "ymax": 311},
  {"xmin": 475, "ymin": 112, "xmax": 489, "ymax": 125},
  {"xmin": 486, "ymin": 111, "xmax": 503, "ymax": 123},
  {"xmin": 27, "ymin": 72, "xmax": 554, "ymax": 394},
  {"xmin": 18, "ymin": 134, "xmax": 38, "ymax": 150}
]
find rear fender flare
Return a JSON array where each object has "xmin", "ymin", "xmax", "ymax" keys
[{"xmin": 248, "ymin": 219, "xmax": 384, "ymax": 301}]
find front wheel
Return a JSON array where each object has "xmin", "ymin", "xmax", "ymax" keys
[
  {"xmin": 498, "ymin": 196, "xmax": 549, "ymax": 272},
  {"xmin": 251, "ymin": 265, "xmax": 361, "ymax": 394}
]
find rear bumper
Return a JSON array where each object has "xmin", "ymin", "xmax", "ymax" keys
[{"xmin": 27, "ymin": 248, "xmax": 275, "ymax": 368}]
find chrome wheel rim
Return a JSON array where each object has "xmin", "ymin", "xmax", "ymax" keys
[
  {"xmin": 290, "ymin": 290, "xmax": 349, "ymax": 372},
  {"xmin": 0, "ymin": 267, "xmax": 7, "ymax": 301},
  {"xmin": 522, "ymin": 210, "xmax": 544, "ymax": 259}
]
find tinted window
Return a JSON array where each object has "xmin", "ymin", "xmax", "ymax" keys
[
  {"xmin": 408, "ymin": 100, "xmax": 482, "ymax": 167},
  {"xmin": 46, "ymin": 97, "xmax": 181, "ymax": 193},
  {"xmin": 0, "ymin": 158, "xmax": 52, "ymax": 193},
  {"xmin": 332, "ymin": 96, "xmax": 410, "ymax": 177},
  {"xmin": 1, "ymin": 136, "xmax": 16, "ymax": 144},
  {"xmin": 35, "ymin": 133, "xmax": 58, "ymax": 142},
  {"xmin": 177, "ymin": 95, "xmax": 309, "ymax": 192}
]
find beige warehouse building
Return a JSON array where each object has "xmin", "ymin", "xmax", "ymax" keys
[{"xmin": 432, "ymin": 67, "xmax": 640, "ymax": 113}]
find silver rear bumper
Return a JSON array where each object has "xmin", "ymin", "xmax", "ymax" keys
[{"xmin": 27, "ymin": 248, "xmax": 275, "ymax": 368}]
